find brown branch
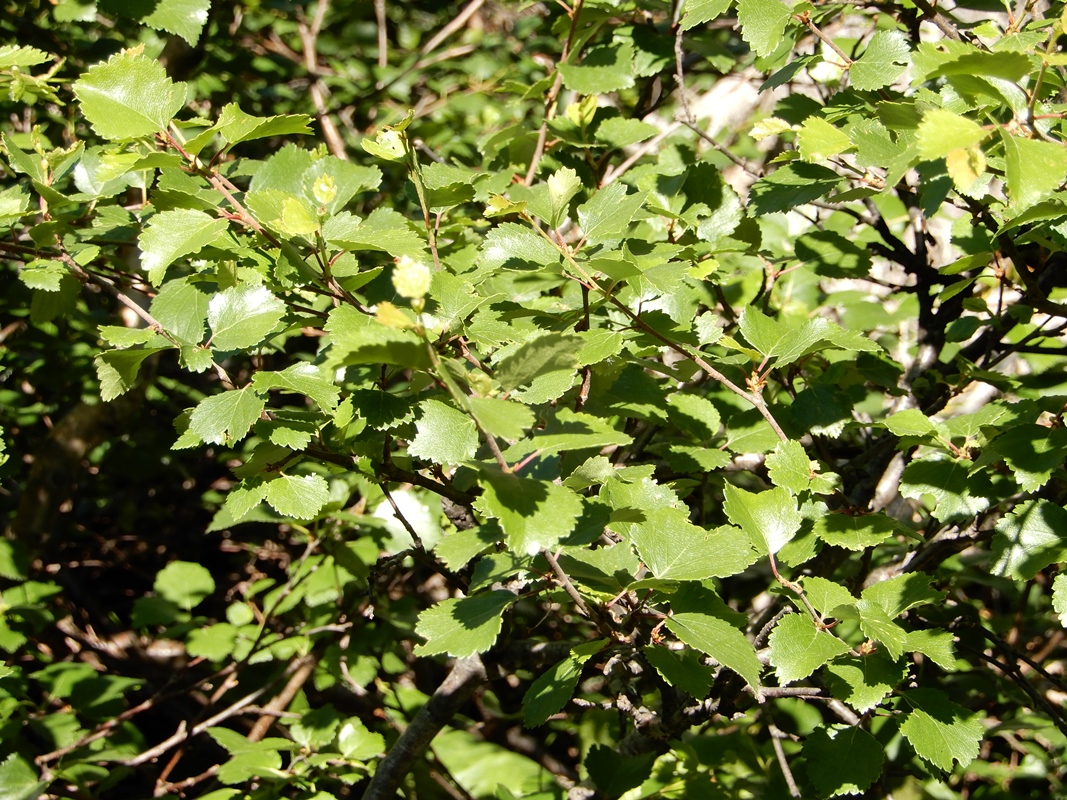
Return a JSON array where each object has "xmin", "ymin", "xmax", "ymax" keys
[
  {"xmin": 361, "ymin": 655, "xmax": 487, "ymax": 800},
  {"xmin": 248, "ymin": 655, "xmax": 316, "ymax": 741}
]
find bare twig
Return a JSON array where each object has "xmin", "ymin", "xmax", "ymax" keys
[{"xmin": 769, "ymin": 724, "xmax": 802, "ymax": 799}]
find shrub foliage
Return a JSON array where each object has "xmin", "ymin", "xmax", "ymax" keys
[{"xmin": 2, "ymin": 0, "xmax": 1067, "ymax": 798}]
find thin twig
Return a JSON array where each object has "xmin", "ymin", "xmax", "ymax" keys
[{"xmin": 769, "ymin": 724, "xmax": 802, "ymax": 799}]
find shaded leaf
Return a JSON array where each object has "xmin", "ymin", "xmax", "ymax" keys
[
  {"xmin": 414, "ymin": 591, "xmax": 516, "ymax": 657},
  {"xmin": 899, "ymin": 689, "xmax": 982, "ymax": 771},
  {"xmin": 631, "ymin": 507, "xmax": 756, "ymax": 580},
  {"xmin": 474, "ymin": 468, "xmax": 583, "ymax": 555},
  {"xmin": 990, "ymin": 499, "xmax": 1067, "ymax": 580},
  {"xmin": 666, "ymin": 611, "xmax": 762, "ymax": 689},
  {"xmin": 140, "ymin": 209, "xmax": 227, "ymax": 284},
  {"xmin": 804, "ymin": 726, "xmax": 885, "ymax": 798},
  {"xmin": 723, "ymin": 484, "xmax": 801, "ymax": 556},
  {"xmin": 154, "ymin": 560, "xmax": 214, "ymax": 610}
]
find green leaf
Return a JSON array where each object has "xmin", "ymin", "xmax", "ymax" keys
[
  {"xmin": 546, "ymin": 167, "xmax": 582, "ymax": 228},
  {"xmin": 251, "ymin": 363, "xmax": 340, "ymax": 411},
  {"xmin": 324, "ymin": 207, "xmax": 427, "ymax": 259},
  {"xmin": 899, "ymin": 689, "xmax": 983, "ymax": 771},
  {"xmin": 186, "ymin": 623, "xmax": 238, "ymax": 661},
  {"xmin": 905, "ymin": 629, "xmax": 957, "ymax": 671},
  {"xmin": 95, "ymin": 347, "xmax": 169, "ymax": 401},
  {"xmin": 643, "ymin": 646, "xmax": 715, "ymax": 699},
  {"xmin": 265, "ymin": 474, "xmax": 330, "ymax": 519},
  {"xmin": 850, "ymin": 30, "xmax": 910, "ymax": 91},
  {"xmin": 290, "ymin": 705, "xmax": 342, "ymax": 750},
  {"xmin": 667, "ymin": 392, "xmax": 721, "ymax": 440},
  {"xmin": 505, "ymin": 408, "xmax": 631, "ymax": 461},
  {"xmin": 479, "ymin": 222, "xmax": 561, "ymax": 270},
  {"xmin": 768, "ymin": 613, "xmax": 850, "ymax": 684},
  {"xmin": 522, "ymin": 654, "xmax": 588, "ymax": 727},
  {"xmin": 737, "ymin": 0, "xmax": 793, "ymax": 57},
  {"xmin": 1002, "ymin": 132, "xmax": 1067, "ymax": 211},
  {"xmin": 0, "ymin": 754, "xmax": 46, "ymax": 800},
  {"xmin": 188, "ymin": 386, "xmax": 267, "ymax": 445},
  {"xmin": 916, "ymin": 109, "xmax": 987, "ymax": 161},
  {"xmin": 749, "ymin": 162, "xmax": 841, "ymax": 215},
  {"xmin": 631, "ymin": 507, "xmax": 756, "ymax": 580},
  {"xmin": 803, "ymin": 576, "xmax": 858, "ymax": 618},
  {"xmin": 325, "ymin": 306, "xmax": 430, "ymax": 370},
  {"xmin": 140, "ymin": 209, "xmax": 227, "ymax": 284},
  {"xmin": 798, "ymin": 117, "xmax": 852, "ymax": 163},
  {"xmin": 494, "ymin": 332, "xmax": 582, "ymax": 390},
  {"xmin": 861, "ymin": 573, "xmax": 943, "ymax": 617},
  {"xmin": 558, "ymin": 43, "xmax": 635, "ymax": 94},
  {"xmin": 0, "ymin": 184, "xmax": 31, "ymax": 227},
  {"xmin": 468, "ymin": 397, "xmax": 534, "ymax": 441},
  {"xmin": 208, "ymin": 284, "xmax": 285, "ymax": 351},
  {"xmin": 885, "ymin": 407, "xmax": 937, "ymax": 437},
  {"xmin": 338, "ymin": 718, "xmax": 385, "ymax": 761},
  {"xmin": 972, "ymin": 424, "xmax": 1067, "ymax": 493},
  {"xmin": 1054, "ymin": 573, "xmax": 1067, "ymax": 627},
  {"xmin": 666, "ymin": 611, "xmax": 762, "ymax": 689},
  {"xmin": 414, "ymin": 591, "xmax": 516, "ymax": 657},
  {"xmin": 795, "ymin": 230, "xmax": 872, "ymax": 278},
  {"xmin": 149, "ymin": 282, "xmax": 210, "ymax": 348},
  {"xmin": 723, "ymin": 484, "xmax": 801, "ymax": 556},
  {"xmin": 216, "ymin": 102, "xmax": 313, "ymax": 147},
  {"xmin": 825, "ymin": 653, "xmax": 906, "ymax": 713},
  {"xmin": 73, "ymin": 50, "xmax": 187, "ymax": 141},
  {"xmin": 594, "ymin": 118, "xmax": 659, "ymax": 149},
  {"xmin": 585, "ymin": 745, "xmax": 656, "ymax": 798},
  {"xmin": 804, "ymin": 726, "xmax": 885, "ymax": 798},
  {"xmin": 474, "ymin": 469, "xmax": 584, "ymax": 555},
  {"xmin": 856, "ymin": 600, "xmax": 908, "ymax": 660},
  {"xmin": 577, "ymin": 182, "xmax": 647, "ymax": 245},
  {"xmin": 681, "ymin": 0, "xmax": 733, "ymax": 30},
  {"xmin": 409, "ymin": 399, "xmax": 479, "ymax": 466},
  {"xmin": 990, "ymin": 499, "xmax": 1067, "ymax": 580},
  {"xmin": 141, "ymin": 0, "xmax": 211, "ymax": 45},
  {"xmin": 766, "ymin": 440, "xmax": 813, "ymax": 494},
  {"xmin": 154, "ymin": 560, "xmax": 215, "ymax": 610},
  {"xmin": 812, "ymin": 512, "xmax": 899, "ymax": 550},
  {"xmin": 900, "ymin": 454, "xmax": 992, "ymax": 522}
]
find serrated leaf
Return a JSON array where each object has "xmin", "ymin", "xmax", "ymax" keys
[
  {"xmin": 73, "ymin": 51, "xmax": 187, "ymax": 141},
  {"xmin": 154, "ymin": 560, "xmax": 214, "ymax": 610},
  {"xmin": 546, "ymin": 167, "xmax": 582, "ymax": 229},
  {"xmin": 856, "ymin": 600, "xmax": 908, "ymax": 660},
  {"xmin": 494, "ymin": 332, "xmax": 581, "ymax": 390},
  {"xmin": 505, "ymin": 408, "xmax": 631, "ymax": 461},
  {"xmin": 414, "ymin": 591, "xmax": 516, "ymax": 657},
  {"xmin": 409, "ymin": 399, "xmax": 479, "ymax": 465},
  {"xmin": 737, "ymin": 0, "xmax": 793, "ymax": 57},
  {"xmin": 813, "ymin": 512, "xmax": 898, "ymax": 550},
  {"xmin": 338, "ymin": 718, "xmax": 385, "ymax": 761},
  {"xmin": 188, "ymin": 386, "xmax": 266, "ymax": 445},
  {"xmin": 899, "ymin": 689, "xmax": 983, "ymax": 771},
  {"xmin": 643, "ymin": 646, "xmax": 715, "ymax": 699},
  {"xmin": 990, "ymin": 499, "xmax": 1067, "ymax": 580},
  {"xmin": 265, "ymin": 474, "xmax": 329, "ymax": 519},
  {"xmin": 667, "ymin": 393, "xmax": 721, "ymax": 440},
  {"xmin": 558, "ymin": 43, "xmax": 635, "ymax": 94},
  {"xmin": 324, "ymin": 306, "xmax": 430, "ymax": 371},
  {"xmin": 577, "ymin": 182, "xmax": 647, "ymax": 245},
  {"xmin": 216, "ymin": 102, "xmax": 313, "ymax": 147},
  {"xmin": 251, "ymin": 363, "xmax": 340, "ymax": 411},
  {"xmin": 595, "ymin": 118, "xmax": 659, "ymax": 149},
  {"xmin": 825, "ymin": 653, "xmax": 906, "ymax": 713},
  {"xmin": 1002, "ymin": 132, "xmax": 1067, "ymax": 211},
  {"xmin": 140, "ymin": 209, "xmax": 227, "ymax": 284},
  {"xmin": 861, "ymin": 572, "xmax": 942, "ymax": 617},
  {"xmin": 749, "ymin": 162, "xmax": 842, "ymax": 215},
  {"xmin": 468, "ymin": 397, "xmax": 534, "ymax": 441},
  {"xmin": 804, "ymin": 726, "xmax": 884, "ymax": 797},
  {"xmin": 916, "ymin": 109, "xmax": 986, "ymax": 162},
  {"xmin": 95, "ymin": 348, "xmax": 168, "ymax": 401},
  {"xmin": 523, "ymin": 654, "xmax": 588, "ymax": 727},
  {"xmin": 769, "ymin": 613, "xmax": 850, "ymax": 684},
  {"xmin": 186, "ymin": 623, "xmax": 238, "ymax": 661},
  {"xmin": 474, "ymin": 468, "xmax": 583, "ymax": 555},
  {"xmin": 208, "ymin": 284, "xmax": 285, "ymax": 351},
  {"xmin": 681, "ymin": 0, "xmax": 733, "ymax": 30},
  {"xmin": 0, "ymin": 754, "xmax": 46, "ymax": 800},
  {"xmin": 0, "ymin": 184, "xmax": 30, "ymax": 227},
  {"xmin": 723, "ymin": 484, "xmax": 801, "ymax": 556},
  {"xmin": 666, "ymin": 611, "xmax": 762, "ymax": 689},
  {"xmin": 905, "ymin": 629, "xmax": 957, "ymax": 671},
  {"xmin": 766, "ymin": 440, "xmax": 813, "ymax": 494},
  {"xmin": 1054, "ymin": 573, "xmax": 1067, "ymax": 627},
  {"xmin": 850, "ymin": 30, "xmax": 910, "ymax": 91},
  {"xmin": 141, "ymin": 0, "xmax": 211, "ymax": 45},
  {"xmin": 150, "ymin": 277, "xmax": 211, "ymax": 343},
  {"xmin": 0, "ymin": 45, "xmax": 50, "ymax": 68},
  {"xmin": 798, "ymin": 117, "xmax": 852, "ymax": 163},
  {"xmin": 631, "ymin": 508, "xmax": 756, "ymax": 580},
  {"xmin": 795, "ymin": 230, "xmax": 872, "ymax": 278},
  {"xmin": 479, "ymin": 222, "xmax": 561, "ymax": 270},
  {"xmin": 222, "ymin": 479, "xmax": 270, "ymax": 523},
  {"xmin": 324, "ymin": 207, "xmax": 427, "ymax": 259},
  {"xmin": 802, "ymin": 576, "xmax": 857, "ymax": 618},
  {"xmin": 900, "ymin": 455, "xmax": 992, "ymax": 522},
  {"xmin": 885, "ymin": 407, "xmax": 937, "ymax": 437}
]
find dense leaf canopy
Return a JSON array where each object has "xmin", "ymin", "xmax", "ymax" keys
[{"xmin": 2, "ymin": 0, "xmax": 1067, "ymax": 799}]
